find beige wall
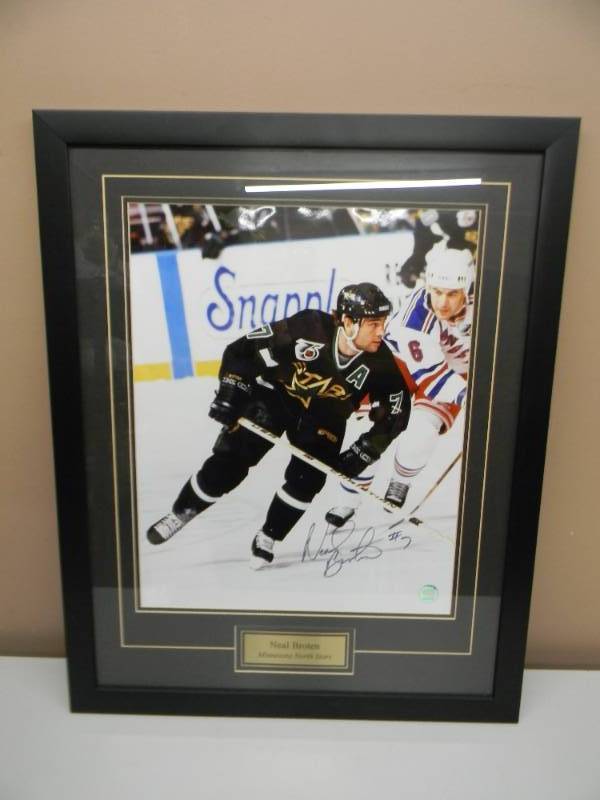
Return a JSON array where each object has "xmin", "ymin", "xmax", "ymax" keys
[{"xmin": 1, "ymin": 0, "xmax": 598, "ymax": 666}]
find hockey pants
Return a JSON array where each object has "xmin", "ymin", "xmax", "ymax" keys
[{"xmin": 175, "ymin": 389, "xmax": 345, "ymax": 542}]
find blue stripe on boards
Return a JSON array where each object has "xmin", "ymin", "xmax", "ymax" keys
[{"xmin": 156, "ymin": 251, "xmax": 194, "ymax": 379}]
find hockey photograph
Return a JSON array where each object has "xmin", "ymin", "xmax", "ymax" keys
[{"xmin": 130, "ymin": 201, "xmax": 478, "ymax": 616}]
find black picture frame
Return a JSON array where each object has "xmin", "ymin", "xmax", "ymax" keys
[{"xmin": 33, "ymin": 110, "xmax": 579, "ymax": 722}]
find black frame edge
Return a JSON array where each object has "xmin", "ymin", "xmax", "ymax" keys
[
  {"xmin": 33, "ymin": 109, "xmax": 578, "ymax": 152},
  {"xmin": 492, "ymin": 119, "xmax": 580, "ymax": 719},
  {"xmin": 32, "ymin": 112, "xmax": 99, "ymax": 708},
  {"xmin": 32, "ymin": 111, "xmax": 580, "ymax": 722}
]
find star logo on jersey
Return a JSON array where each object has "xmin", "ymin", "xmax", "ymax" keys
[
  {"xmin": 285, "ymin": 362, "xmax": 351, "ymax": 409},
  {"xmin": 294, "ymin": 338, "xmax": 325, "ymax": 362}
]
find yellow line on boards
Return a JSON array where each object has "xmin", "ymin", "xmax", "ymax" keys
[
  {"xmin": 132, "ymin": 361, "xmax": 221, "ymax": 381},
  {"xmin": 133, "ymin": 363, "xmax": 172, "ymax": 381},
  {"xmin": 194, "ymin": 360, "xmax": 221, "ymax": 377}
]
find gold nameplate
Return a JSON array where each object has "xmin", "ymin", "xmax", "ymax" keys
[{"xmin": 236, "ymin": 629, "xmax": 354, "ymax": 674}]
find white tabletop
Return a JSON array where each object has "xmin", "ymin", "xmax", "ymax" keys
[{"xmin": 1, "ymin": 657, "xmax": 598, "ymax": 799}]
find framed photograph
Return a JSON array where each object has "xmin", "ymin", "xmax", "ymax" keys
[{"xmin": 33, "ymin": 111, "xmax": 578, "ymax": 721}]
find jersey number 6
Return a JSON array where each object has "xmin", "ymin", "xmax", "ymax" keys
[{"xmin": 408, "ymin": 339, "xmax": 423, "ymax": 362}]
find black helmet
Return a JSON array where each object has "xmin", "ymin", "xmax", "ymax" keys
[{"xmin": 335, "ymin": 283, "xmax": 391, "ymax": 323}]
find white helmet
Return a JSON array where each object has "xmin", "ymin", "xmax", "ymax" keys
[
  {"xmin": 425, "ymin": 245, "xmax": 474, "ymax": 293},
  {"xmin": 456, "ymin": 209, "xmax": 477, "ymax": 228}
]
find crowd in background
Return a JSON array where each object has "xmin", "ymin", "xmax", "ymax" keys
[{"xmin": 128, "ymin": 203, "xmax": 478, "ymax": 290}]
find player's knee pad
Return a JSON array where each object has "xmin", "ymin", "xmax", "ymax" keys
[
  {"xmin": 411, "ymin": 405, "xmax": 444, "ymax": 433},
  {"xmin": 283, "ymin": 457, "xmax": 327, "ymax": 503},
  {"xmin": 199, "ymin": 454, "xmax": 250, "ymax": 496},
  {"xmin": 412, "ymin": 399, "xmax": 458, "ymax": 434},
  {"xmin": 200, "ymin": 425, "xmax": 272, "ymax": 496},
  {"xmin": 394, "ymin": 406, "xmax": 441, "ymax": 469},
  {"xmin": 212, "ymin": 425, "xmax": 271, "ymax": 467}
]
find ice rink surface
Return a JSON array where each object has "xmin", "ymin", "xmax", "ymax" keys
[{"xmin": 134, "ymin": 378, "xmax": 464, "ymax": 616}]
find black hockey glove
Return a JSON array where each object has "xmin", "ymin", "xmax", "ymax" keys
[
  {"xmin": 338, "ymin": 435, "xmax": 380, "ymax": 479},
  {"xmin": 202, "ymin": 231, "xmax": 240, "ymax": 260},
  {"xmin": 209, "ymin": 373, "xmax": 252, "ymax": 428},
  {"xmin": 369, "ymin": 392, "xmax": 411, "ymax": 440},
  {"xmin": 202, "ymin": 232, "xmax": 226, "ymax": 260}
]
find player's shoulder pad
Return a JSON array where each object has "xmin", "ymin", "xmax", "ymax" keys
[
  {"xmin": 370, "ymin": 343, "xmax": 411, "ymax": 394},
  {"xmin": 286, "ymin": 307, "xmax": 333, "ymax": 332},
  {"xmin": 399, "ymin": 287, "xmax": 432, "ymax": 332},
  {"xmin": 372, "ymin": 337, "xmax": 404, "ymax": 371},
  {"xmin": 288, "ymin": 307, "xmax": 330, "ymax": 321}
]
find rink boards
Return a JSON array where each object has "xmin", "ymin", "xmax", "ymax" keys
[{"xmin": 129, "ymin": 231, "xmax": 413, "ymax": 381}]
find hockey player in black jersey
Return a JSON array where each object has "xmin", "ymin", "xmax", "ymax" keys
[{"xmin": 146, "ymin": 282, "xmax": 411, "ymax": 567}]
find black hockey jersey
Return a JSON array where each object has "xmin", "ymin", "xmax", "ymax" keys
[{"xmin": 220, "ymin": 309, "xmax": 411, "ymax": 455}]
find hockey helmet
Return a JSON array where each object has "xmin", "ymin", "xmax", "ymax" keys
[
  {"xmin": 335, "ymin": 283, "xmax": 392, "ymax": 324},
  {"xmin": 425, "ymin": 246, "xmax": 474, "ymax": 293}
]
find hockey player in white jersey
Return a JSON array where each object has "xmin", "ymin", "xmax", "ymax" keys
[{"xmin": 326, "ymin": 245, "xmax": 474, "ymax": 527}]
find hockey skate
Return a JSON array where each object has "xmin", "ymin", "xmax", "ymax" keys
[
  {"xmin": 250, "ymin": 531, "xmax": 275, "ymax": 569},
  {"xmin": 384, "ymin": 479, "xmax": 410, "ymax": 510},
  {"xmin": 147, "ymin": 509, "xmax": 197, "ymax": 545},
  {"xmin": 325, "ymin": 506, "xmax": 356, "ymax": 528}
]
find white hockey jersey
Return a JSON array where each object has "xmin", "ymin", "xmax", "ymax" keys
[{"xmin": 384, "ymin": 287, "xmax": 471, "ymax": 407}]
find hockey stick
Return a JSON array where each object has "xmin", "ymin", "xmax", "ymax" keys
[
  {"xmin": 387, "ymin": 452, "xmax": 462, "ymax": 541},
  {"xmin": 237, "ymin": 416, "xmax": 398, "ymax": 512},
  {"xmin": 398, "ymin": 514, "xmax": 454, "ymax": 545}
]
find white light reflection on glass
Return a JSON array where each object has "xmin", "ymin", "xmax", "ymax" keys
[
  {"xmin": 244, "ymin": 178, "xmax": 482, "ymax": 194},
  {"xmin": 237, "ymin": 206, "xmax": 276, "ymax": 230}
]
